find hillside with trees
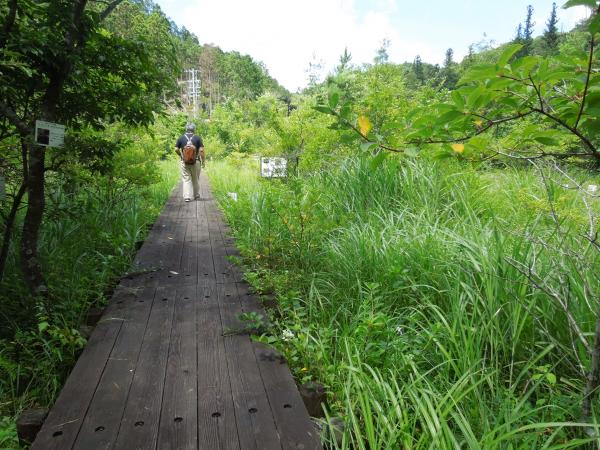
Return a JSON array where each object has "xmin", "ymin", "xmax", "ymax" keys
[{"xmin": 2, "ymin": 0, "xmax": 600, "ymax": 448}]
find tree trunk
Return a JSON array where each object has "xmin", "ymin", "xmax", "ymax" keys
[
  {"xmin": 20, "ymin": 142, "xmax": 46, "ymax": 296},
  {"xmin": 0, "ymin": 181, "xmax": 27, "ymax": 283},
  {"xmin": 0, "ymin": 137, "xmax": 28, "ymax": 283}
]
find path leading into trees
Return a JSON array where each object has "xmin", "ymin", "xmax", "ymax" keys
[{"xmin": 32, "ymin": 173, "xmax": 321, "ymax": 450}]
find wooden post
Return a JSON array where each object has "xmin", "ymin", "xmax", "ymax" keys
[
  {"xmin": 299, "ymin": 381, "xmax": 327, "ymax": 418},
  {"xmin": 16, "ymin": 408, "xmax": 48, "ymax": 445}
]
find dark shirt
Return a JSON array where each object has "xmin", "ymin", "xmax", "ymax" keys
[{"xmin": 176, "ymin": 133, "xmax": 203, "ymax": 150}]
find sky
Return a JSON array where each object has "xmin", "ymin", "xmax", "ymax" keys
[{"xmin": 153, "ymin": 0, "xmax": 590, "ymax": 92}]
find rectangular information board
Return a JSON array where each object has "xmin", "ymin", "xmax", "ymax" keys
[
  {"xmin": 35, "ymin": 120, "xmax": 65, "ymax": 147},
  {"xmin": 260, "ymin": 157, "xmax": 287, "ymax": 178}
]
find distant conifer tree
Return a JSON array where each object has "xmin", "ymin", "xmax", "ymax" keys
[
  {"xmin": 374, "ymin": 38, "xmax": 390, "ymax": 65},
  {"xmin": 523, "ymin": 5, "xmax": 535, "ymax": 55},
  {"xmin": 543, "ymin": 3, "xmax": 559, "ymax": 53},
  {"xmin": 413, "ymin": 55, "xmax": 424, "ymax": 84}
]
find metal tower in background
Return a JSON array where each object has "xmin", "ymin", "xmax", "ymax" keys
[{"xmin": 182, "ymin": 68, "xmax": 200, "ymax": 113}]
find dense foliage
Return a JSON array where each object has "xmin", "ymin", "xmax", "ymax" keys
[
  {"xmin": 2, "ymin": 0, "xmax": 600, "ymax": 448},
  {"xmin": 203, "ymin": 1, "xmax": 600, "ymax": 447}
]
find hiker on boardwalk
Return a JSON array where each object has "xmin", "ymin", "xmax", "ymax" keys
[{"xmin": 175, "ymin": 122, "xmax": 205, "ymax": 202}]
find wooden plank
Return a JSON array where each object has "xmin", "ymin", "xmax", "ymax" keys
[
  {"xmin": 157, "ymin": 284, "xmax": 198, "ymax": 450},
  {"xmin": 31, "ymin": 319, "xmax": 123, "ymax": 450},
  {"xmin": 113, "ymin": 286, "xmax": 175, "ymax": 450},
  {"xmin": 218, "ymin": 283, "xmax": 282, "ymax": 450},
  {"xmin": 179, "ymin": 220, "xmax": 199, "ymax": 286},
  {"xmin": 72, "ymin": 286, "xmax": 158, "ymax": 450},
  {"xmin": 197, "ymin": 281, "xmax": 240, "ymax": 450},
  {"xmin": 253, "ymin": 342, "xmax": 322, "ymax": 450}
]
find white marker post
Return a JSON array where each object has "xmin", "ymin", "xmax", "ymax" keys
[{"xmin": 34, "ymin": 120, "xmax": 65, "ymax": 148}]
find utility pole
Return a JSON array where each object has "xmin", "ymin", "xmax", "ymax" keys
[{"xmin": 183, "ymin": 68, "xmax": 200, "ymax": 114}]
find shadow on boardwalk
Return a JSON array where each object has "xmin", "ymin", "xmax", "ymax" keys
[{"xmin": 32, "ymin": 173, "xmax": 321, "ymax": 450}]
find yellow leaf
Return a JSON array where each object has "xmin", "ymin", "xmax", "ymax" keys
[
  {"xmin": 358, "ymin": 115, "xmax": 372, "ymax": 136},
  {"xmin": 451, "ymin": 143, "xmax": 465, "ymax": 154},
  {"xmin": 474, "ymin": 119, "xmax": 483, "ymax": 127}
]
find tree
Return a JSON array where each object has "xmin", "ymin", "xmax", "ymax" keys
[
  {"xmin": 514, "ymin": 23, "xmax": 524, "ymax": 43},
  {"xmin": 374, "ymin": 38, "xmax": 390, "ymax": 65},
  {"xmin": 543, "ymin": 3, "xmax": 560, "ymax": 54},
  {"xmin": 306, "ymin": 53, "xmax": 324, "ymax": 87},
  {"xmin": 337, "ymin": 47, "xmax": 352, "ymax": 73},
  {"xmin": 413, "ymin": 55, "xmax": 425, "ymax": 85},
  {"xmin": 443, "ymin": 48, "xmax": 454, "ymax": 68},
  {"xmin": 441, "ymin": 48, "xmax": 459, "ymax": 89},
  {"xmin": 523, "ymin": 5, "xmax": 535, "ymax": 55},
  {"xmin": 0, "ymin": 0, "xmax": 175, "ymax": 295}
]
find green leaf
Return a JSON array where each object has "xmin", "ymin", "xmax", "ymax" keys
[
  {"xmin": 546, "ymin": 373, "xmax": 557, "ymax": 385},
  {"xmin": 328, "ymin": 91, "xmax": 340, "ymax": 109},
  {"xmin": 38, "ymin": 321, "xmax": 49, "ymax": 332},
  {"xmin": 436, "ymin": 110, "xmax": 464, "ymax": 125},
  {"xmin": 313, "ymin": 105, "xmax": 333, "ymax": 115},
  {"xmin": 497, "ymin": 43, "xmax": 523, "ymax": 68},
  {"xmin": 451, "ymin": 90, "xmax": 465, "ymax": 110},
  {"xmin": 466, "ymin": 86, "xmax": 485, "ymax": 110},
  {"xmin": 360, "ymin": 142, "xmax": 377, "ymax": 152},
  {"xmin": 459, "ymin": 65, "xmax": 497, "ymax": 85},
  {"xmin": 339, "ymin": 105, "xmax": 352, "ymax": 120},
  {"xmin": 511, "ymin": 56, "xmax": 541, "ymax": 75},
  {"xmin": 589, "ymin": 13, "xmax": 600, "ymax": 34},
  {"xmin": 563, "ymin": 0, "xmax": 596, "ymax": 8},
  {"xmin": 534, "ymin": 136, "xmax": 559, "ymax": 146},
  {"xmin": 369, "ymin": 151, "xmax": 388, "ymax": 170},
  {"xmin": 404, "ymin": 147, "xmax": 419, "ymax": 157}
]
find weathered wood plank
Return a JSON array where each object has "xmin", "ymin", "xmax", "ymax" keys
[
  {"xmin": 157, "ymin": 284, "xmax": 199, "ymax": 450},
  {"xmin": 72, "ymin": 286, "xmax": 157, "ymax": 450},
  {"xmin": 30, "ymin": 319, "xmax": 123, "ymax": 450},
  {"xmin": 113, "ymin": 286, "xmax": 175, "ymax": 450},
  {"xmin": 218, "ymin": 283, "xmax": 282, "ymax": 450},
  {"xmin": 253, "ymin": 342, "xmax": 322, "ymax": 450},
  {"xmin": 197, "ymin": 281, "xmax": 240, "ymax": 450}
]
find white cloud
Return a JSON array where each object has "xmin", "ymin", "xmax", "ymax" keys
[
  {"xmin": 165, "ymin": 1, "xmax": 594, "ymax": 92},
  {"xmin": 176, "ymin": 0, "xmax": 435, "ymax": 91},
  {"xmin": 560, "ymin": 5, "xmax": 590, "ymax": 31}
]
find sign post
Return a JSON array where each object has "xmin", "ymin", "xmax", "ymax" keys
[{"xmin": 34, "ymin": 120, "xmax": 65, "ymax": 148}]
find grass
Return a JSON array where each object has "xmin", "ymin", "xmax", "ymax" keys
[
  {"xmin": 208, "ymin": 154, "xmax": 600, "ymax": 448},
  {"xmin": 0, "ymin": 158, "xmax": 179, "ymax": 448}
]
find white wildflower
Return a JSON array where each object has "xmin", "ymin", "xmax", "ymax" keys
[{"xmin": 282, "ymin": 329, "xmax": 294, "ymax": 341}]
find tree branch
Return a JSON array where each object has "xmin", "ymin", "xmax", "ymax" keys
[
  {"xmin": 0, "ymin": 101, "xmax": 30, "ymax": 136},
  {"xmin": 99, "ymin": 0, "xmax": 125, "ymax": 21},
  {"xmin": 410, "ymin": 111, "xmax": 535, "ymax": 145},
  {"xmin": 0, "ymin": 0, "xmax": 18, "ymax": 49},
  {"xmin": 533, "ymin": 108, "xmax": 599, "ymax": 160},
  {"xmin": 574, "ymin": 33, "xmax": 594, "ymax": 129}
]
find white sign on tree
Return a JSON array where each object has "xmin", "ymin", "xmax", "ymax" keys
[{"xmin": 35, "ymin": 120, "xmax": 65, "ymax": 148}]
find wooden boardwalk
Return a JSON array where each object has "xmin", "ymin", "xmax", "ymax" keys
[{"xmin": 32, "ymin": 174, "xmax": 321, "ymax": 450}]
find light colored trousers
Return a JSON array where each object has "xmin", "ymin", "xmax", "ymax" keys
[{"xmin": 181, "ymin": 160, "xmax": 200, "ymax": 199}]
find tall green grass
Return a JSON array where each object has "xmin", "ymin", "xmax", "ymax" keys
[
  {"xmin": 0, "ymin": 159, "xmax": 179, "ymax": 448},
  {"xmin": 209, "ymin": 155, "xmax": 600, "ymax": 448}
]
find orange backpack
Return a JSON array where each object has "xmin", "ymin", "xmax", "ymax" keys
[{"xmin": 182, "ymin": 135, "xmax": 197, "ymax": 165}]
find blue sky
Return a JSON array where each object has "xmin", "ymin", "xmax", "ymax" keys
[{"xmin": 154, "ymin": 0, "xmax": 589, "ymax": 91}]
